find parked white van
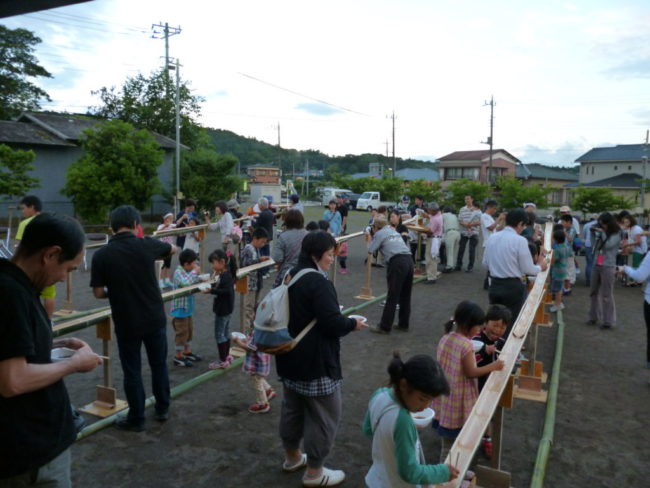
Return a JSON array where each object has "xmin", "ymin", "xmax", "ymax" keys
[
  {"xmin": 320, "ymin": 188, "xmax": 352, "ymax": 206},
  {"xmin": 356, "ymin": 191, "xmax": 394, "ymax": 211}
]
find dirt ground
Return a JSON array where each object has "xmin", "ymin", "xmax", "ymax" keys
[{"xmin": 51, "ymin": 207, "xmax": 649, "ymax": 488}]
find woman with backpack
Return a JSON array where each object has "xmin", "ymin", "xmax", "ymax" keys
[
  {"xmin": 277, "ymin": 231, "xmax": 367, "ymax": 487},
  {"xmin": 272, "ymin": 209, "xmax": 308, "ymax": 288}
]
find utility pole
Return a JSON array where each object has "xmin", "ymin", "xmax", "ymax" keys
[
  {"xmin": 387, "ymin": 111, "xmax": 396, "ymax": 177},
  {"xmin": 168, "ymin": 59, "xmax": 182, "ymax": 214},
  {"xmin": 152, "ymin": 22, "xmax": 182, "ymax": 72},
  {"xmin": 482, "ymin": 96, "xmax": 495, "ymax": 184},
  {"xmin": 642, "ymin": 129, "xmax": 648, "ymax": 220},
  {"xmin": 384, "ymin": 139, "xmax": 389, "ymax": 158},
  {"xmin": 275, "ymin": 122, "xmax": 281, "ymax": 147}
]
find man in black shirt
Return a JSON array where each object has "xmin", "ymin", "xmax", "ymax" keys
[
  {"xmin": 336, "ymin": 194, "xmax": 349, "ymax": 232},
  {"xmin": 253, "ymin": 197, "xmax": 275, "ymax": 258},
  {"xmin": 0, "ymin": 214, "xmax": 101, "ymax": 485},
  {"xmin": 91, "ymin": 205, "xmax": 176, "ymax": 431}
]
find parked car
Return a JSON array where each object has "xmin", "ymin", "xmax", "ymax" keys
[
  {"xmin": 356, "ymin": 191, "xmax": 395, "ymax": 211},
  {"xmin": 321, "ymin": 187, "xmax": 352, "ymax": 206},
  {"xmin": 346, "ymin": 192, "xmax": 360, "ymax": 210}
]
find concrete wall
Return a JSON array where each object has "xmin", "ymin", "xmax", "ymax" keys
[
  {"xmin": 250, "ymin": 184, "xmax": 282, "ymax": 205},
  {"xmin": 579, "ymin": 161, "xmax": 643, "ymax": 184}
]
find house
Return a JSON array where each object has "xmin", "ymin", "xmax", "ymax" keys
[
  {"xmin": 246, "ymin": 164, "xmax": 282, "ymax": 203},
  {"xmin": 516, "ymin": 163, "xmax": 579, "ymax": 206},
  {"xmin": 574, "ymin": 144, "xmax": 650, "ymax": 208},
  {"xmin": 0, "ymin": 112, "xmax": 180, "ymax": 218},
  {"xmin": 437, "ymin": 149, "xmax": 520, "ymax": 185},
  {"xmin": 350, "ymin": 166, "xmax": 439, "ymax": 182}
]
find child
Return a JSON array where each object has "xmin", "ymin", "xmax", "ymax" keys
[
  {"xmin": 432, "ymin": 301, "xmax": 504, "ymax": 463},
  {"xmin": 240, "ymin": 227, "xmax": 270, "ymax": 334},
  {"xmin": 203, "ymin": 249, "xmax": 237, "ymax": 369},
  {"xmin": 338, "ymin": 237, "xmax": 349, "ymax": 274},
  {"xmin": 157, "ymin": 212, "xmax": 176, "ymax": 288},
  {"xmin": 231, "ymin": 332, "xmax": 276, "ymax": 414},
  {"xmin": 183, "ymin": 216, "xmax": 203, "ymax": 254},
  {"xmin": 363, "ymin": 352, "xmax": 459, "ymax": 487},
  {"xmin": 170, "ymin": 249, "xmax": 202, "ymax": 367},
  {"xmin": 472, "ymin": 304, "xmax": 511, "ymax": 458},
  {"xmin": 550, "ymin": 229, "xmax": 571, "ymax": 312},
  {"xmin": 560, "ymin": 214, "xmax": 577, "ymax": 295},
  {"xmin": 305, "ymin": 220, "xmax": 319, "ymax": 232}
]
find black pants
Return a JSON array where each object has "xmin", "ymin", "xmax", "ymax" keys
[
  {"xmin": 457, "ymin": 235, "xmax": 479, "ymax": 269},
  {"xmin": 488, "ymin": 278, "xmax": 526, "ymax": 339},
  {"xmin": 379, "ymin": 254, "xmax": 413, "ymax": 331}
]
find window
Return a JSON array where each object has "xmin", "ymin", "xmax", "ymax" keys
[
  {"xmin": 550, "ymin": 190, "xmax": 563, "ymax": 205},
  {"xmin": 592, "ymin": 167, "xmax": 595, "ymax": 175},
  {"xmin": 444, "ymin": 167, "xmax": 478, "ymax": 180},
  {"xmin": 614, "ymin": 165, "xmax": 618, "ymax": 170},
  {"xmin": 257, "ymin": 170, "xmax": 267, "ymax": 176},
  {"xmin": 629, "ymin": 165, "xmax": 632, "ymax": 170}
]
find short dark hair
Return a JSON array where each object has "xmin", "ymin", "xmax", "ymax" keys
[
  {"xmin": 179, "ymin": 248, "xmax": 198, "ymax": 266},
  {"xmin": 214, "ymin": 201, "xmax": 228, "ymax": 214},
  {"xmin": 208, "ymin": 248, "xmax": 237, "ymax": 276},
  {"xmin": 283, "ymin": 209, "xmax": 304, "ymax": 230},
  {"xmin": 485, "ymin": 304, "xmax": 512, "ymax": 327},
  {"xmin": 318, "ymin": 220, "xmax": 330, "ymax": 231},
  {"xmin": 305, "ymin": 221, "xmax": 319, "ymax": 231},
  {"xmin": 622, "ymin": 213, "xmax": 637, "ymax": 227},
  {"xmin": 598, "ymin": 212, "xmax": 620, "ymax": 235},
  {"xmin": 388, "ymin": 352, "xmax": 450, "ymax": 398},
  {"xmin": 184, "ymin": 199, "xmax": 196, "ymax": 208},
  {"xmin": 252, "ymin": 227, "xmax": 269, "ymax": 240},
  {"xmin": 553, "ymin": 229, "xmax": 566, "ymax": 244},
  {"xmin": 15, "ymin": 213, "xmax": 84, "ymax": 262},
  {"xmin": 505, "ymin": 208, "xmax": 528, "ymax": 228},
  {"xmin": 485, "ymin": 200, "xmax": 497, "ymax": 210},
  {"xmin": 300, "ymin": 230, "xmax": 336, "ymax": 262},
  {"xmin": 21, "ymin": 195, "xmax": 42, "ymax": 212},
  {"xmin": 109, "ymin": 205, "xmax": 140, "ymax": 232},
  {"xmin": 560, "ymin": 214, "xmax": 573, "ymax": 224},
  {"xmin": 290, "ymin": 194, "xmax": 299, "ymax": 203},
  {"xmin": 415, "ymin": 195, "xmax": 424, "ymax": 201}
]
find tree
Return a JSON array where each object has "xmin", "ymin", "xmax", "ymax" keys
[
  {"xmin": 0, "ymin": 144, "xmax": 40, "ymax": 199},
  {"xmin": 179, "ymin": 148, "xmax": 242, "ymax": 210},
  {"xmin": 89, "ymin": 69, "xmax": 204, "ymax": 149},
  {"xmin": 62, "ymin": 120, "xmax": 163, "ymax": 222},
  {"xmin": 404, "ymin": 179, "xmax": 443, "ymax": 204},
  {"xmin": 0, "ymin": 25, "xmax": 52, "ymax": 119},
  {"xmin": 570, "ymin": 186, "xmax": 634, "ymax": 217},
  {"xmin": 444, "ymin": 179, "xmax": 492, "ymax": 210},
  {"xmin": 495, "ymin": 176, "xmax": 551, "ymax": 210}
]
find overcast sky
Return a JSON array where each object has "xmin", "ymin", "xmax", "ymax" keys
[{"xmin": 4, "ymin": 0, "xmax": 650, "ymax": 165}]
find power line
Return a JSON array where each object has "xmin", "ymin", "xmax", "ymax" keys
[
  {"xmin": 238, "ymin": 72, "xmax": 372, "ymax": 117},
  {"xmin": 34, "ymin": 10, "xmax": 148, "ymax": 32},
  {"xmin": 23, "ymin": 13, "xmax": 148, "ymax": 36}
]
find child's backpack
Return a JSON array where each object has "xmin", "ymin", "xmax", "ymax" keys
[
  {"xmin": 253, "ymin": 268, "xmax": 319, "ymax": 355},
  {"xmin": 229, "ymin": 224, "xmax": 243, "ymax": 244}
]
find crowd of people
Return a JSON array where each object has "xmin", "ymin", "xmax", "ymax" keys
[{"xmin": 2, "ymin": 192, "xmax": 649, "ymax": 487}]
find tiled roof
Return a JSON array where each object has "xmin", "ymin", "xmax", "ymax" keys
[
  {"xmin": 516, "ymin": 163, "xmax": 578, "ymax": 181},
  {"xmin": 438, "ymin": 149, "xmax": 521, "ymax": 163},
  {"xmin": 0, "ymin": 120, "xmax": 75, "ymax": 147},
  {"xmin": 18, "ymin": 112, "xmax": 180, "ymax": 149},
  {"xmin": 575, "ymin": 144, "xmax": 649, "ymax": 162},
  {"xmin": 395, "ymin": 167, "xmax": 439, "ymax": 181},
  {"xmin": 564, "ymin": 173, "xmax": 643, "ymax": 189}
]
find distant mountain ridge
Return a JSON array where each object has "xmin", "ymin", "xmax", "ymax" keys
[{"xmin": 206, "ymin": 128, "xmax": 437, "ymax": 177}]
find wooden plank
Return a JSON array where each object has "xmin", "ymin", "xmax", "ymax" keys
[
  {"xmin": 475, "ymin": 465, "xmax": 512, "ymax": 488},
  {"xmin": 513, "ymin": 385, "xmax": 548, "ymax": 403},
  {"xmin": 236, "ymin": 259, "xmax": 276, "ymax": 280},
  {"xmin": 152, "ymin": 223, "xmax": 209, "ymax": 238},
  {"xmin": 435, "ymin": 222, "xmax": 553, "ymax": 488},
  {"xmin": 518, "ymin": 375, "xmax": 542, "ymax": 391}
]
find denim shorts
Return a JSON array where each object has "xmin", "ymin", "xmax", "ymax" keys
[{"xmin": 550, "ymin": 278, "xmax": 564, "ymax": 293}]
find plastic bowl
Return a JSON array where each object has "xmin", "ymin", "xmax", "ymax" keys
[
  {"xmin": 231, "ymin": 332, "xmax": 246, "ymax": 341},
  {"xmin": 198, "ymin": 273, "xmax": 211, "ymax": 282},
  {"xmin": 348, "ymin": 314, "xmax": 367, "ymax": 323},
  {"xmin": 51, "ymin": 347, "xmax": 75, "ymax": 362},
  {"xmin": 411, "ymin": 407, "xmax": 435, "ymax": 429},
  {"xmin": 198, "ymin": 283, "xmax": 212, "ymax": 292}
]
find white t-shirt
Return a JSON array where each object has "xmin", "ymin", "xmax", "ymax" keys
[
  {"xmin": 480, "ymin": 212, "xmax": 496, "ymax": 247},
  {"xmin": 630, "ymin": 225, "xmax": 648, "ymax": 254}
]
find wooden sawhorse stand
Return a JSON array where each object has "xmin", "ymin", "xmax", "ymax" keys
[{"xmin": 80, "ymin": 317, "xmax": 128, "ymax": 417}]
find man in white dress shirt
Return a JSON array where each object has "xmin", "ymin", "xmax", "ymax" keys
[{"xmin": 483, "ymin": 208, "xmax": 548, "ymax": 337}]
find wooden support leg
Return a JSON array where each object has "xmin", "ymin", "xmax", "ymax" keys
[
  {"xmin": 355, "ymin": 252, "xmax": 375, "ymax": 300},
  {"xmin": 235, "ymin": 276, "xmax": 249, "ymax": 334},
  {"xmin": 475, "ymin": 464, "xmax": 512, "ymax": 488},
  {"xmin": 80, "ymin": 317, "xmax": 128, "ymax": 417}
]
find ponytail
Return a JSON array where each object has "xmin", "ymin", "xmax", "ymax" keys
[
  {"xmin": 388, "ymin": 351, "xmax": 450, "ymax": 399},
  {"xmin": 208, "ymin": 249, "xmax": 238, "ymax": 277},
  {"xmin": 387, "ymin": 350, "xmax": 405, "ymax": 387},
  {"xmin": 443, "ymin": 319, "xmax": 455, "ymax": 334}
]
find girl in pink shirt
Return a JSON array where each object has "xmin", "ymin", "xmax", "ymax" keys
[{"xmin": 432, "ymin": 301, "xmax": 504, "ymax": 463}]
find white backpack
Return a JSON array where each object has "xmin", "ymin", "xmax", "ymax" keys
[{"xmin": 253, "ymin": 268, "xmax": 319, "ymax": 355}]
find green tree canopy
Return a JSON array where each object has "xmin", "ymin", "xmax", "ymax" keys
[
  {"xmin": 403, "ymin": 179, "xmax": 443, "ymax": 204},
  {"xmin": 495, "ymin": 176, "xmax": 551, "ymax": 210},
  {"xmin": 0, "ymin": 144, "xmax": 40, "ymax": 199},
  {"xmin": 569, "ymin": 186, "xmax": 634, "ymax": 217},
  {"xmin": 90, "ymin": 69, "xmax": 204, "ymax": 149},
  {"xmin": 179, "ymin": 148, "xmax": 242, "ymax": 211},
  {"xmin": 444, "ymin": 179, "xmax": 492, "ymax": 210},
  {"xmin": 330, "ymin": 175, "xmax": 403, "ymax": 201},
  {"xmin": 62, "ymin": 120, "xmax": 163, "ymax": 223},
  {"xmin": 0, "ymin": 25, "xmax": 52, "ymax": 119}
]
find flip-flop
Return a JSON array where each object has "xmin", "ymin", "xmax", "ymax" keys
[{"xmin": 282, "ymin": 453, "xmax": 307, "ymax": 472}]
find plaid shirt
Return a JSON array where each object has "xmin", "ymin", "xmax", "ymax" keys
[
  {"xmin": 280, "ymin": 376, "xmax": 342, "ymax": 397},
  {"xmin": 171, "ymin": 266, "xmax": 199, "ymax": 316},
  {"xmin": 242, "ymin": 335, "xmax": 271, "ymax": 376}
]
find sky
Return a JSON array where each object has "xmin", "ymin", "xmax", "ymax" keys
[{"xmin": 4, "ymin": 0, "xmax": 650, "ymax": 166}]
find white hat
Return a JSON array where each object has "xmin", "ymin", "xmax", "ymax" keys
[
  {"xmin": 523, "ymin": 202, "xmax": 536, "ymax": 209},
  {"xmin": 560, "ymin": 205, "xmax": 571, "ymax": 213},
  {"xmin": 163, "ymin": 212, "xmax": 174, "ymax": 219}
]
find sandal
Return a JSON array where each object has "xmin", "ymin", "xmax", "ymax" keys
[{"xmin": 282, "ymin": 453, "xmax": 307, "ymax": 472}]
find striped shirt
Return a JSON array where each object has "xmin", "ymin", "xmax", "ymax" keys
[{"xmin": 458, "ymin": 206, "xmax": 481, "ymax": 237}]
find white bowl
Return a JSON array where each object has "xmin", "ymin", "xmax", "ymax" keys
[
  {"xmin": 348, "ymin": 314, "xmax": 367, "ymax": 323},
  {"xmin": 198, "ymin": 273, "xmax": 211, "ymax": 282},
  {"xmin": 411, "ymin": 407, "xmax": 435, "ymax": 429},
  {"xmin": 231, "ymin": 332, "xmax": 246, "ymax": 341},
  {"xmin": 198, "ymin": 283, "xmax": 211, "ymax": 291},
  {"xmin": 51, "ymin": 347, "xmax": 75, "ymax": 362},
  {"xmin": 471, "ymin": 339, "xmax": 485, "ymax": 352}
]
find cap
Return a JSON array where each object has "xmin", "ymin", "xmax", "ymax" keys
[
  {"xmin": 227, "ymin": 198, "xmax": 239, "ymax": 209},
  {"xmin": 428, "ymin": 202, "xmax": 440, "ymax": 211},
  {"xmin": 523, "ymin": 202, "xmax": 537, "ymax": 209},
  {"xmin": 290, "ymin": 194, "xmax": 299, "ymax": 203},
  {"xmin": 163, "ymin": 212, "xmax": 173, "ymax": 219},
  {"xmin": 560, "ymin": 205, "xmax": 571, "ymax": 213}
]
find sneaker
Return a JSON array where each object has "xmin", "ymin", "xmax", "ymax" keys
[
  {"xmin": 453, "ymin": 266, "xmax": 461, "ymax": 271},
  {"xmin": 338, "ymin": 268, "xmax": 348, "ymax": 275},
  {"xmin": 465, "ymin": 267, "xmax": 473, "ymax": 272},
  {"xmin": 549, "ymin": 303, "xmax": 565, "ymax": 312},
  {"xmin": 154, "ymin": 410, "xmax": 169, "ymax": 422},
  {"xmin": 208, "ymin": 358, "xmax": 231, "ymax": 369},
  {"xmin": 266, "ymin": 389, "xmax": 277, "ymax": 401},
  {"xmin": 425, "ymin": 279, "xmax": 436, "ymax": 284},
  {"xmin": 248, "ymin": 403, "xmax": 270, "ymax": 414},
  {"xmin": 562, "ymin": 288, "xmax": 572, "ymax": 296},
  {"xmin": 302, "ymin": 467, "xmax": 345, "ymax": 487},
  {"xmin": 392, "ymin": 324, "xmax": 409, "ymax": 332},
  {"xmin": 183, "ymin": 352, "xmax": 202, "ymax": 362},
  {"xmin": 173, "ymin": 356, "xmax": 193, "ymax": 367},
  {"xmin": 115, "ymin": 418, "xmax": 145, "ymax": 432},
  {"xmin": 369, "ymin": 325, "xmax": 390, "ymax": 335},
  {"xmin": 481, "ymin": 437, "xmax": 493, "ymax": 459}
]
